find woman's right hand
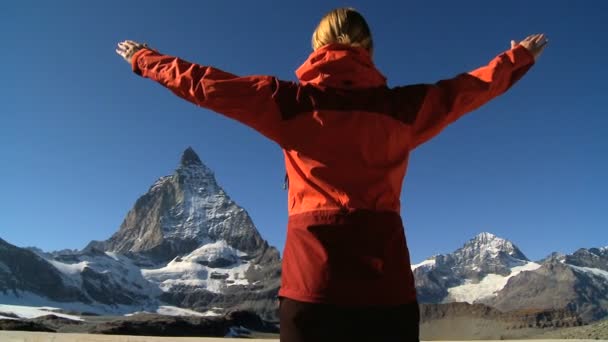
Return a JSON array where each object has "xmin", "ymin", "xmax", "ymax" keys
[
  {"xmin": 511, "ymin": 34, "xmax": 548, "ymax": 60},
  {"xmin": 116, "ymin": 40, "xmax": 152, "ymax": 64}
]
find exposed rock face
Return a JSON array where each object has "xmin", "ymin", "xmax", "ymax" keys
[
  {"xmin": 419, "ymin": 302, "xmax": 585, "ymax": 341},
  {"xmin": 484, "ymin": 260, "xmax": 578, "ymax": 313},
  {"xmin": 565, "ymin": 247, "xmax": 608, "ymax": 271},
  {"xmin": 421, "ymin": 302, "xmax": 583, "ymax": 329},
  {"xmin": 486, "ymin": 259, "xmax": 608, "ymax": 321},
  {"xmin": 0, "ymin": 239, "xmax": 86, "ymax": 303}
]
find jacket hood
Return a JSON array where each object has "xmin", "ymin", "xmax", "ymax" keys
[{"xmin": 295, "ymin": 44, "xmax": 386, "ymax": 88}]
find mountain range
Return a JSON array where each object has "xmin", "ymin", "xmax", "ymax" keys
[
  {"xmin": 414, "ymin": 232, "xmax": 608, "ymax": 321},
  {"xmin": 1, "ymin": 147, "xmax": 606, "ymax": 324}
]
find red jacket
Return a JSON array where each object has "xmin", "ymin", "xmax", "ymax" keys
[{"xmin": 132, "ymin": 43, "xmax": 535, "ymax": 305}]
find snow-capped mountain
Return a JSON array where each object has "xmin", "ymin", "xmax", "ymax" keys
[
  {"xmin": 0, "ymin": 148, "xmax": 281, "ymax": 320},
  {"xmin": 413, "ymin": 233, "xmax": 608, "ymax": 322},
  {"xmin": 1, "ymin": 148, "xmax": 605, "ymax": 323},
  {"xmin": 564, "ymin": 247, "xmax": 608, "ymax": 271},
  {"xmin": 413, "ymin": 232, "xmax": 535, "ymax": 303},
  {"xmin": 95, "ymin": 147, "xmax": 275, "ymax": 265}
]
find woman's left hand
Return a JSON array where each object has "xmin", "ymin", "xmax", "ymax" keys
[{"xmin": 116, "ymin": 40, "xmax": 151, "ymax": 64}]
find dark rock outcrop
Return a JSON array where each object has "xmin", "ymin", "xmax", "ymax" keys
[
  {"xmin": 421, "ymin": 302, "xmax": 584, "ymax": 329},
  {"xmin": 0, "ymin": 319, "xmax": 55, "ymax": 332},
  {"xmin": 90, "ymin": 310, "xmax": 278, "ymax": 337}
]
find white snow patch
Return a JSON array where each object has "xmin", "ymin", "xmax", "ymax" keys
[
  {"xmin": 142, "ymin": 241, "xmax": 250, "ymax": 294},
  {"xmin": 569, "ymin": 265, "xmax": 608, "ymax": 280},
  {"xmin": 411, "ymin": 258, "xmax": 436, "ymax": 271},
  {"xmin": 0, "ymin": 289, "xmax": 158, "ymax": 317},
  {"xmin": 42, "ymin": 252, "xmax": 161, "ymax": 297},
  {"xmin": 47, "ymin": 260, "xmax": 88, "ymax": 275},
  {"xmin": 183, "ymin": 240, "xmax": 246, "ymax": 264},
  {"xmin": 0, "ymin": 315, "xmax": 18, "ymax": 320},
  {"xmin": 201, "ymin": 309, "xmax": 223, "ymax": 317},
  {"xmin": 0, "ymin": 304, "xmax": 83, "ymax": 321},
  {"xmin": 104, "ymin": 251, "xmax": 120, "ymax": 261},
  {"xmin": 447, "ymin": 262, "xmax": 541, "ymax": 303},
  {"xmin": 156, "ymin": 306, "xmax": 207, "ymax": 317}
]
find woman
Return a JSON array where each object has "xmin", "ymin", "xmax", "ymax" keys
[{"xmin": 116, "ymin": 7, "xmax": 546, "ymax": 342}]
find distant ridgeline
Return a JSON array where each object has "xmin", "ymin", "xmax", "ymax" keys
[{"xmin": 1, "ymin": 148, "xmax": 607, "ymax": 331}]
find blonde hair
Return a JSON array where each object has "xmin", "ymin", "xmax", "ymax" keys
[{"xmin": 312, "ymin": 8, "xmax": 373, "ymax": 52}]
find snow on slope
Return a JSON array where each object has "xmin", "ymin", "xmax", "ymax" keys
[
  {"xmin": 156, "ymin": 306, "xmax": 221, "ymax": 317},
  {"xmin": 0, "ymin": 291, "xmax": 154, "ymax": 316},
  {"xmin": 0, "ymin": 291, "xmax": 220, "ymax": 318},
  {"xmin": 184, "ymin": 240, "xmax": 247, "ymax": 264},
  {"xmin": 46, "ymin": 260, "xmax": 89, "ymax": 288},
  {"xmin": 160, "ymin": 165, "xmax": 244, "ymax": 242},
  {"xmin": 0, "ymin": 291, "xmax": 216, "ymax": 318},
  {"xmin": 142, "ymin": 240, "xmax": 251, "ymax": 293},
  {"xmin": 0, "ymin": 304, "xmax": 83, "ymax": 321},
  {"xmin": 43, "ymin": 251, "xmax": 162, "ymax": 297},
  {"xmin": 125, "ymin": 305, "xmax": 221, "ymax": 317},
  {"xmin": 569, "ymin": 265, "xmax": 608, "ymax": 280},
  {"xmin": 411, "ymin": 258, "xmax": 436, "ymax": 271},
  {"xmin": 46, "ymin": 260, "xmax": 88, "ymax": 275},
  {"xmin": 446, "ymin": 262, "xmax": 541, "ymax": 303}
]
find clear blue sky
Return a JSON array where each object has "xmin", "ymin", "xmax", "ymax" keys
[{"xmin": 1, "ymin": 1, "xmax": 606, "ymax": 263}]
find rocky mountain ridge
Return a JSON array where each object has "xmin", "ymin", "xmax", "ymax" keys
[{"xmin": 1, "ymin": 147, "xmax": 606, "ymax": 325}]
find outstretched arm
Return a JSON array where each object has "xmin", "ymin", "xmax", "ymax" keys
[
  {"xmin": 116, "ymin": 40, "xmax": 287, "ymax": 144},
  {"xmin": 408, "ymin": 34, "xmax": 548, "ymax": 149}
]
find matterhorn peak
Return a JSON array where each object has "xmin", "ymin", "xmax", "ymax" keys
[
  {"xmin": 180, "ymin": 146, "xmax": 203, "ymax": 167},
  {"xmin": 103, "ymin": 147, "xmax": 270, "ymax": 263},
  {"xmin": 175, "ymin": 146, "xmax": 215, "ymax": 184}
]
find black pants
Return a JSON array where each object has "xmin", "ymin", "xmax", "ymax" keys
[{"xmin": 279, "ymin": 297, "xmax": 420, "ymax": 342}]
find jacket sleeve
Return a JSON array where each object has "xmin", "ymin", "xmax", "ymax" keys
[
  {"xmin": 409, "ymin": 45, "xmax": 535, "ymax": 149},
  {"xmin": 131, "ymin": 49, "xmax": 286, "ymax": 144}
]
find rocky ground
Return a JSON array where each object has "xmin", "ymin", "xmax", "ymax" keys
[
  {"xmin": 0, "ymin": 310, "xmax": 278, "ymax": 339},
  {"xmin": 2, "ymin": 303, "xmax": 606, "ymax": 340},
  {"xmin": 0, "ymin": 331, "xmax": 275, "ymax": 341},
  {"xmin": 418, "ymin": 302, "xmax": 593, "ymax": 340},
  {"xmin": 531, "ymin": 318, "xmax": 608, "ymax": 340},
  {"xmin": 0, "ymin": 331, "xmax": 604, "ymax": 342}
]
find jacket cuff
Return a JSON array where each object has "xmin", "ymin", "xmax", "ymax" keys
[
  {"xmin": 511, "ymin": 44, "xmax": 536, "ymax": 67},
  {"xmin": 131, "ymin": 48, "xmax": 156, "ymax": 76}
]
